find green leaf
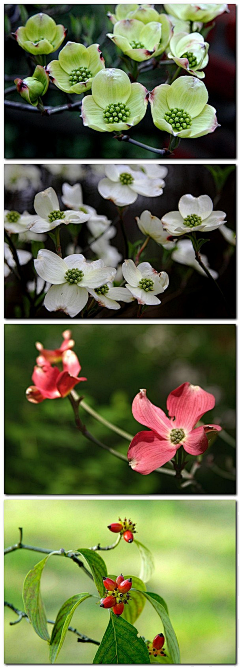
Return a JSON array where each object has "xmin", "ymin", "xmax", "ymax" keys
[
  {"xmin": 140, "ymin": 592, "xmax": 180, "ymax": 664},
  {"xmin": 134, "ymin": 540, "xmax": 155, "ymax": 583},
  {"xmin": 205, "ymin": 165, "xmax": 235, "ymax": 193},
  {"xmin": 23, "ymin": 555, "xmax": 52, "ymax": 641},
  {"xmin": 109, "ymin": 574, "xmax": 146, "ymax": 625},
  {"xmin": 93, "ymin": 613, "xmax": 150, "ymax": 664},
  {"xmin": 74, "ymin": 548, "xmax": 107, "ymax": 596},
  {"xmin": 144, "ymin": 591, "xmax": 168, "ymax": 614},
  {"xmin": 49, "ymin": 593, "xmax": 92, "ymax": 663}
]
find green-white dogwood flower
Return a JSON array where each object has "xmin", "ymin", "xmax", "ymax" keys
[
  {"xmin": 108, "ymin": 4, "xmax": 166, "ymax": 25},
  {"xmin": 81, "ymin": 68, "xmax": 148, "ymax": 132},
  {"xmin": 150, "ymin": 75, "xmax": 218, "ymax": 138},
  {"xmin": 14, "ymin": 12, "xmax": 66, "ymax": 55},
  {"xmin": 161, "ymin": 194, "xmax": 226, "ymax": 235},
  {"xmin": 98, "ymin": 165, "xmax": 164, "ymax": 206},
  {"xmin": 14, "ymin": 65, "xmax": 49, "ymax": 106},
  {"xmin": 107, "ymin": 16, "xmax": 171, "ymax": 62},
  {"xmin": 28, "ymin": 187, "xmax": 90, "ymax": 233},
  {"xmin": 164, "ymin": 4, "xmax": 228, "ymax": 23},
  {"xmin": 122, "ymin": 260, "xmax": 169, "ymax": 306},
  {"xmin": 136, "ymin": 211, "xmax": 175, "ymax": 248},
  {"xmin": 168, "ymin": 32, "xmax": 209, "ymax": 78},
  {"xmin": 47, "ymin": 42, "xmax": 105, "ymax": 94}
]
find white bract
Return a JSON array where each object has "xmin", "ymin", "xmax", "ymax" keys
[
  {"xmin": 132, "ymin": 164, "xmax": 168, "ymax": 180},
  {"xmin": 28, "ymin": 187, "xmax": 90, "ymax": 233},
  {"xmin": 161, "ymin": 194, "xmax": 226, "ymax": 236},
  {"xmin": 136, "ymin": 210, "xmax": 175, "ymax": 248},
  {"xmin": 87, "ymin": 215, "xmax": 114, "ymax": 240},
  {"xmin": 34, "ymin": 249, "xmax": 117, "ymax": 317},
  {"xmin": 122, "ymin": 259, "xmax": 169, "ymax": 305},
  {"xmin": 4, "ymin": 243, "xmax": 32, "ymax": 277},
  {"xmin": 4, "ymin": 209, "xmax": 36, "ymax": 234},
  {"xmin": 98, "ymin": 164, "xmax": 164, "ymax": 206},
  {"xmin": 61, "ymin": 182, "xmax": 96, "ymax": 216},
  {"xmin": 219, "ymin": 224, "xmax": 236, "ymax": 245},
  {"xmin": 91, "ymin": 236, "xmax": 122, "ymax": 267},
  {"xmin": 27, "ymin": 276, "xmax": 50, "ymax": 294},
  {"xmin": 172, "ymin": 239, "xmax": 218, "ymax": 278},
  {"xmin": 43, "ymin": 164, "xmax": 87, "ymax": 180},
  {"xmin": 88, "ymin": 284, "xmax": 133, "ymax": 310},
  {"xmin": 5, "ymin": 165, "xmax": 42, "ymax": 192}
]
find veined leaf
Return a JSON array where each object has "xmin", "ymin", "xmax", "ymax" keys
[
  {"xmin": 49, "ymin": 593, "xmax": 92, "ymax": 663},
  {"xmin": 23, "ymin": 554, "xmax": 56, "ymax": 641},
  {"xmin": 134, "ymin": 540, "xmax": 155, "ymax": 583},
  {"xmin": 145, "ymin": 591, "xmax": 168, "ymax": 614},
  {"xmin": 93, "ymin": 613, "xmax": 150, "ymax": 664},
  {"xmin": 139, "ymin": 592, "xmax": 180, "ymax": 664},
  {"xmin": 74, "ymin": 548, "xmax": 107, "ymax": 597}
]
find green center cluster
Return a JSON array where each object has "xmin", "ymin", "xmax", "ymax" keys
[
  {"xmin": 69, "ymin": 67, "xmax": 92, "ymax": 84},
  {"xmin": 164, "ymin": 108, "xmax": 192, "ymax": 132},
  {"xmin": 119, "ymin": 172, "xmax": 134, "ymax": 185},
  {"xmin": 170, "ymin": 428, "xmax": 185, "ymax": 444},
  {"xmin": 139, "ymin": 278, "xmax": 154, "ymax": 292},
  {"xmin": 64, "ymin": 268, "xmax": 84, "ymax": 284},
  {"xmin": 181, "ymin": 51, "xmax": 198, "ymax": 68},
  {"xmin": 103, "ymin": 102, "xmax": 130, "ymax": 124},
  {"xmin": 48, "ymin": 210, "xmax": 65, "ymax": 222},
  {"xmin": 95, "ymin": 284, "xmax": 109, "ymax": 296},
  {"xmin": 5, "ymin": 211, "xmax": 20, "ymax": 223},
  {"xmin": 130, "ymin": 40, "xmax": 145, "ymax": 49},
  {"xmin": 183, "ymin": 213, "xmax": 202, "ymax": 228}
]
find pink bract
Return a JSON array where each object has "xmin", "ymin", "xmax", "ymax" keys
[
  {"xmin": 26, "ymin": 349, "xmax": 86, "ymax": 403},
  {"xmin": 128, "ymin": 382, "xmax": 221, "ymax": 474},
  {"xmin": 35, "ymin": 329, "xmax": 75, "ymax": 364}
]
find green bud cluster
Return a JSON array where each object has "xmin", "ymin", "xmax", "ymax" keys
[
  {"xmin": 181, "ymin": 51, "xmax": 198, "ymax": 69},
  {"xmin": 119, "ymin": 172, "xmax": 134, "ymax": 185},
  {"xmin": 69, "ymin": 66, "xmax": 92, "ymax": 84},
  {"xmin": 139, "ymin": 278, "xmax": 154, "ymax": 292},
  {"xmin": 48, "ymin": 210, "xmax": 65, "ymax": 222},
  {"xmin": 170, "ymin": 428, "xmax": 185, "ymax": 444},
  {"xmin": 164, "ymin": 107, "xmax": 192, "ymax": 132},
  {"xmin": 5, "ymin": 211, "xmax": 21, "ymax": 223},
  {"xmin": 64, "ymin": 268, "xmax": 84, "ymax": 284},
  {"xmin": 95, "ymin": 284, "xmax": 109, "ymax": 296},
  {"xmin": 183, "ymin": 213, "xmax": 202, "ymax": 228},
  {"xmin": 130, "ymin": 40, "xmax": 145, "ymax": 49},
  {"xmin": 103, "ymin": 102, "xmax": 130, "ymax": 124}
]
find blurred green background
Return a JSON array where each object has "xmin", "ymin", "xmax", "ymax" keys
[
  {"xmin": 4, "ymin": 499, "xmax": 236, "ymax": 664},
  {"xmin": 5, "ymin": 324, "xmax": 235, "ymax": 494}
]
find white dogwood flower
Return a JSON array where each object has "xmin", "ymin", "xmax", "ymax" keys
[
  {"xmin": 98, "ymin": 164, "xmax": 164, "ymax": 206},
  {"xmin": 4, "ymin": 210, "xmax": 35, "ymax": 234},
  {"xmin": 88, "ymin": 283, "xmax": 133, "ymax": 310},
  {"xmin": 61, "ymin": 182, "xmax": 95, "ymax": 216},
  {"xmin": 136, "ymin": 210, "xmax": 175, "ymax": 248},
  {"xmin": 91, "ymin": 236, "xmax": 122, "ymax": 267},
  {"xmin": 34, "ymin": 249, "xmax": 116, "ymax": 317},
  {"xmin": 171, "ymin": 239, "xmax": 218, "ymax": 278},
  {"xmin": 28, "ymin": 187, "xmax": 90, "ymax": 233},
  {"xmin": 5, "ymin": 164, "xmax": 42, "ymax": 192},
  {"xmin": 122, "ymin": 259, "xmax": 169, "ymax": 305},
  {"xmin": 161, "ymin": 194, "xmax": 226, "ymax": 236},
  {"xmin": 43, "ymin": 164, "xmax": 86, "ymax": 180},
  {"xmin": 132, "ymin": 164, "xmax": 168, "ymax": 180}
]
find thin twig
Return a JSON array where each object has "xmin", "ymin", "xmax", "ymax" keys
[
  {"xmin": 80, "ymin": 399, "xmax": 133, "ymax": 441},
  {"xmin": 116, "ymin": 134, "xmax": 171, "ymax": 156},
  {"xmin": 90, "ymin": 535, "xmax": 121, "ymax": 552},
  {"xmin": 4, "ymin": 100, "xmax": 82, "ymax": 115}
]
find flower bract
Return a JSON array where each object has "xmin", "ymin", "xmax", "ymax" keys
[
  {"xmin": 81, "ymin": 68, "xmax": 148, "ymax": 133},
  {"xmin": 35, "ymin": 329, "xmax": 75, "ymax": 364},
  {"xmin": 136, "ymin": 210, "xmax": 175, "ymax": 248},
  {"xmin": 161, "ymin": 194, "xmax": 226, "ymax": 235},
  {"xmin": 128, "ymin": 383, "xmax": 222, "ymax": 474},
  {"xmin": 88, "ymin": 284, "xmax": 133, "ymax": 310},
  {"xmin": 107, "ymin": 16, "xmax": 171, "ymax": 62},
  {"xmin": 26, "ymin": 350, "xmax": 86, "ymax": 403},
  {"xmin": 108, "ymin": 4, "xmax": 169, "ymax": 25},
  {"xmin": 61, "ymin": 182, "xmax": 96, "ymax": 216},
  {"xmin": 168, "ymin": 32, "xmax": 209, "ymax": 78},
  {"xmin": 4, "ymin": 243, "xmax": 32, "ymax": 278},
  {"xmin": 172, "ymin": 239, "xmax": 218, "ymax": 278},
  {"xmin": 122, "ymin": 260, "xmax": 169, "ymax": 305},
  {"xmin": 98, "ymin": 164, "xmax": 164, "ymax": 206},
  {"xmin": 28, "ymin": 187, "xmax": 90, "ymax": 233},
  {"xmin": 14, "ymin": 65, "xmax": 49, "ymax": 106},
  {"xmin": 150, "ymin": 75, "xmax": 219, "ymax": 138},
  {"xmin": 14, "ymin": 12, "xmax": 66, "ymax": 55},
  {"xmin": 47, "ymin": 42, "xmax": 105, "ymax": 94},
  {"xmin": 164, "ymin": 4, "xmax": 228, "ymax": 23}
]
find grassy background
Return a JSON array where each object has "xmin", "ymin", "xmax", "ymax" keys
[
  {"xmin": 4, "ymin": 499, "xmax": 236, "ymax": 664},
  {"xmin": 5, "ymin": 324, "xmax": 236, "ymax": 495}
]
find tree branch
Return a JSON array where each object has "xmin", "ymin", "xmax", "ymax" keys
[
  {"xmin": 115, "ymin": 134, "xmax": 171, "ymax": 156},
  {"xmin": 4, "ymin": 100, "xmax": 82, "ymax": 115}
]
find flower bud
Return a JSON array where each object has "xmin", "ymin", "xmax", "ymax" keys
[
  {"xmin": 15, "ymin": 65, "xmax": 49, "ymax": 107},
  {"xmin": 153, "ymin": 634, "xmax": 165, "ymax": 650},
  {"xmin": 116, "ymin": 573, "xmax": 124, "ymax": 585},
  {"xmin": 100, "ymin": 595, "xmax": 116, "ymax": 608},
  {"xmin": 107, "ymin": 522, "xmax": 123, "ymax": 533},
  {"xmin": 123, "ymin": 530, "xmax": 134, "ymax": 543},
  {"xmin": 103, "ymin": 577, "xmax": 117, "ymax": 591},
  {"xmin": 112, "ymin": 602, "xmax": 124, "ymax": 616},
  {"xmin": 118, "ymin": 578, "xmax": 132, "ymax": 593}
]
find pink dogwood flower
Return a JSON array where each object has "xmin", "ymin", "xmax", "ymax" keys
[
  {"xmin": 35, "ymin": 329, "xmax": 75, "ymax": 364},
  {"xmin": 128, "ymin": 382, "xmax": 221, "ymax": 474},
  {"xmin": 26, "ymin": 349, "xmax": 86, "ymax": 404}
]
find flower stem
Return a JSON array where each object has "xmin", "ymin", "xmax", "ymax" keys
[
  {"xmin": 190, "ymin": 232, "xmax": 233, "ymax": 316},
  {"xmin": 117, "ymin": 207, "xmax": 128, "ymax": 259},
  {"xmin": 90, "ymin": 535, "xmax": 121, "ymax": 552},
  {"xmin": 54, "ymin": 227, "xmax": 62, "ymax": 257},
  {"xmin": 115, "ymin": 134, "xmax": 171, "ymax": 156},
  {"xmin": 135, "ymin": 236, "xmax": 150, "ymax": 265},
  {"xmin": 80, "ymin": 399, "xmax": 133, "ymax": 441},
  {"xmin": 168, "ymin": 134, "xmax": 181, "ymax": 152},
  {"xmin": 170, "ymin": 66, "xmax": 181, "ymax": 83}
]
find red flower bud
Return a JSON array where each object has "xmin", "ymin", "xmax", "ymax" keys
[
  {"xmin": 100, "ymin": 595, "xmax": 116, "ymax": 608},
  {"xmin": 118, "ymin": 578, "xmax": 132, "ymax": 593},
  {"xmin": 153, "ymin": 634, "xmax": 165, "ymax": 650},
  {"xmin": 103, "ymin": 577, "xmax": 117, "ymax": 591},
  {"xmin": 116, "ymin": 574, "xmax": 124, "ymax": 585},
  {"xmin": 108, "ymin": 523, "xmax": 123, "ymax": 533},
  {"xmin": 123, "ymin": 530, "xmax": 134, "ymax": 543},
  {"xmin": 112, "ymin": 602, "xmax": 124, "ymax": 616}
]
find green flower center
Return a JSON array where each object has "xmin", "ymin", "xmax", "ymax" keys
[
  {"xmin": 170, "ymin": 428, "xmax": 185, "ymax": 444},
  {"xmin": 119, "ymin": 172, "xmax": 134, "ymax": 185},
  {"xmin": 48, "ymin": 210, "xmax": 65, "ymax": 223},
  {"xmin": 130, "ymin": 40, "xmax": 145, "ymax": 49},
  {"xmin": 5, "ymin": 211, "xmax": 20, "ymax": 223},
  {"xmin": 103, "ymin": 102, "xmax": 130, "ymax": 124},
  {"xmin": 164, "ymin": 108, "xmax": 192, "ymax": 132},
  {"xmin": 183, "ymin": 213, "xmax": 202, "ymax": 228},
  {"xmin": 69, "ymin": 67, "xmax": 92, "ymax": 84},
  {"xmin": 64, "ymin": 268, "xmax": 84, "ymax": 284},
  {"xmin": 181, "ymin": 51, "xmax": 198, "ymax": 68},
  {"xmin": 95, "ymin": 284, "xmax": 109, "ymax": 295},
  {"xmin": 139, "ymin": 278, "xmax": 154, "ymax": 292}
]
